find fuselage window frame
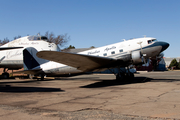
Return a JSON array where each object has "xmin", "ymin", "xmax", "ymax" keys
[
  {"xmin": 103, "ymin": 53, "xmax": 107, "ymax": 56},
  {"xmin": 119, "ymin": 49, "xmax": 123, "ymax": 52},
  {"xmin": 111, "ymin": 51, "xmax": 115, "ymax": 54}
]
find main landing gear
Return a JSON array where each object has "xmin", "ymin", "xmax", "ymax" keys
[
  {"xmin": 39, "ymin": 74, "xmax": 44, "ymax": 81},
  {"xmin": 109, "ymin": 67, "xmax": 135, "ymax": 82},
  {"xmin": 28, "ymin": 74, "xmax": 45, "ymax": 81},
  {"xmin": 2, "ymin": 68, "xmax": 9, "ymax": 79}
]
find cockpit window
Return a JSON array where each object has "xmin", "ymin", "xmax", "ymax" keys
[
  {"xmin": 28, "ymin": 36, "xmax": 48, "ymax": 41},
  {"xmin": 148, "ymin": 39, "xmax": 157, "ymax": 44},
  {"xmin": 148, "ymin": 40, "xmax": 152, "ymax": 44},
  {"xmin": 152, "ymin": 39, "xmax": 157, "ymax": 42}
]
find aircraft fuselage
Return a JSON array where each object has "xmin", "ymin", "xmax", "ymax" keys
[{"xmin": 36, "ymin": 37, "xmax": 169, "ymax": 76}]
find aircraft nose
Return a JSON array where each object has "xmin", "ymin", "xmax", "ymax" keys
[{"xmin": 160, "ymin": 42, "xmax": 169, "ymax": 52}]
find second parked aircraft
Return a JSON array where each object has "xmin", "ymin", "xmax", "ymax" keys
[{"xmin": 0, "ymin": 35, "xmax": 58, "ymax": 78}]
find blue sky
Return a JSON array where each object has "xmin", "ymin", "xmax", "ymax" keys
[{"xmin": 0, "ymin": 0, "xmax": 179, "ymax": 57}]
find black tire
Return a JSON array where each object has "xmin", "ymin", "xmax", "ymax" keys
[
  {"xmin": 2, "ymin": 73, "xmax": 9, "ymax": 79},
  {"xmin": 116, "ymin": 73, "xmax": 125, "ymax": 81}
]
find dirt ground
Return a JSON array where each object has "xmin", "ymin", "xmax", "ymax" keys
[{"xmin": 0, "ymin": 71, "xmax": 180, "ymax": 120}]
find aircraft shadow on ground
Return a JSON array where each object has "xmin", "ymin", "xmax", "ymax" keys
[
  {"xmin": 80, "ymin": 77, "xmax": 151, "ymax": 88},
  {"xmin": 0, "ymin": 85, "xmax": 64, "ymax": 93},
  {"xmin": 149, "ymin": 78, "xmax": 180, "ymax": 82},
  {"xmin": 1, "ymin": 76, "xmax": 178, "ymax": 91},
  {"xmin": 54, "ymin": 77, "xmax": 101, "ymax": 81},
  {"xmin": 80, "ymin": 77, "xmax": 180, "ymax": 88},
  {"xmin": 0, "ymin": 79, "xmax": 41, "ymax": 84}
]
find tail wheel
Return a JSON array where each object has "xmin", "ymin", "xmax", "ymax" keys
[
  {"xmin": 2, "ymin": 73, "xmax": 9, "ymax": 79},
  {"xmin": 37, "ymin": 74, "xmax": 45, "ymax": 81},
  {"xmin": 28, "ymin": 74, "xmax": 34, "ymax": 79}
]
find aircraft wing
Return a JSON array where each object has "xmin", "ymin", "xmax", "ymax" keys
[
  {"xmin": 37, "ymin": 51, "xmax": 122, "ymax": 72},
  {"xmin": 0, "ymin": 47, "xmax": 23, "ymax": 50}
]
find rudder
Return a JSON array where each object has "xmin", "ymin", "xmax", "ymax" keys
[{"xmin": 23, "ymin": 47, "xmax": 48, "ymax": 70}]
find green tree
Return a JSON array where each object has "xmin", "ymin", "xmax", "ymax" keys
[
  {"xmin": 66, "ymin": 45, "xmax": 75, "ymax": 49},
  {"xmin": 169, "ymin": 59, "xmax": 178, "ymax": 68},
  {"xmin": 177, "ymin": 62, "xmax": 180, "ymax": 69}
]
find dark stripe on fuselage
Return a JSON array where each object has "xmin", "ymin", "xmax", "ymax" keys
[{"xmin": 133, "ymin": 41, "xmax": 165, "ymax": 52}]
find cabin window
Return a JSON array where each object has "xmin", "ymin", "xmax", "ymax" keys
[
  {"xmin": 103, "ymin": 53, "xmax": 107, "ymax": 56},
  {"xmin": 111, "ymin": 51, "xmax": 115, "ymax": 54},
  {"xmin": 119, "ymin": 49, "xmax": 123, "ymax": 52}
]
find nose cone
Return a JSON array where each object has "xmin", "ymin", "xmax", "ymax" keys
[{"xmin": 160, "ymin": 42, "xmax": 169, "ymax": 52}]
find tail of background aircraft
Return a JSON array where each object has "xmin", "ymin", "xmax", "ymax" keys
[{"xmin": 23, "ymin": 47, "xmax": 48, "ymax": 70}]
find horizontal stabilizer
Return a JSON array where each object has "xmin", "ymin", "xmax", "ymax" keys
[
  {"xmin": 0, "ymin": 56, "xmax": 5, "ymax": 63},
  {"xmin": 37, "ymin": 51, "xmax": 121, "ymax": 72},
  {"xmin": 0, "ymin": 47, "xmax": 23, "ymax": 50},
  {"xmin": 13, "ymin": 68, "xmax": 42, "ymax": 75}
]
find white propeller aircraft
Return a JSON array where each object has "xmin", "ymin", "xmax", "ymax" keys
[
  {"xmin": 17, "ymin": 37, "xmax": 169, "ymax": 81},
  {"xmin": 0, "ymin": 35, "xmax": 58, "ymax": 78}
]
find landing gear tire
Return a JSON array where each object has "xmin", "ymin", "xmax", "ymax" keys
[
  {"xmin": 40, "ymin": 75, "xmax": 44, "ymax": 81},
  {"xmin": 2, "ymin": 73, "xmax": 9, "ymax": 79},
  {"xmin": 125, "ymin": 72, "xmax": 134, "ymax": 82},
  {"xmin": 126, "ymin": 72, "xmax": 134, "ymax": 80},
  {"xmin": 116, "ymin": 73, "xmax": 125, "ymax": 81},
  {"xmin": 37, "ymin": 74, "xmax": 44, "ymax": 81},
  {"xmin": 116, "ymin": 72, "xmax": 134, "ymax": 83}
]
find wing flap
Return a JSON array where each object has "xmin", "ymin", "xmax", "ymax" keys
[{"xmin": 37, "ymin": 51, "xmax": 120, "ymax": 72}]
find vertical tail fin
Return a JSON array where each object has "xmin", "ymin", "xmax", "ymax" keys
[{"xmin": 23, "ymin": 47, "xmax": 48, "ymax": 70}]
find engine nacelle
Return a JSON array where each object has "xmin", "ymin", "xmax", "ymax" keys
[{"xmin": 131, "ymin": 51, "xmax": 143, "ymax": 64}]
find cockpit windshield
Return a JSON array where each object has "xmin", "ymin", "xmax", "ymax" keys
[
  {"xmin": 28, "ymin": 36, "xmax": 48, "ymax": 41},
  {"xmin": 148, "ymin": 39, "xmax": 157, "ymax": 44}
]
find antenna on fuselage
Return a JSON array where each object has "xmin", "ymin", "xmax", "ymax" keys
[
  {"xmin": 122, "ymin": 39, "xmax": 126, "ymax": 41},
  {"xmin": 143, "ymin": 35, "xmax": 146, "ymax": 38}
]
